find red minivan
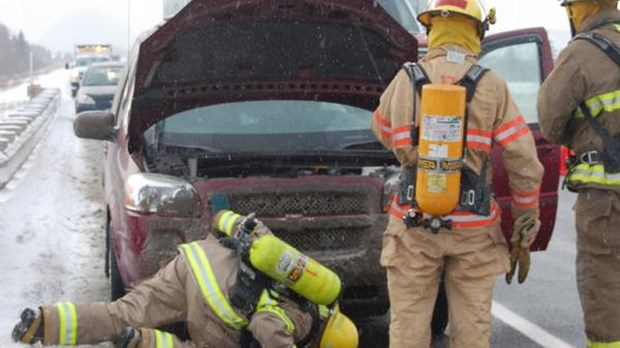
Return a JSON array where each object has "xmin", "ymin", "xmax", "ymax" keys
[{"xmin": 73, "ymin": 0, "xmax": 559, "ymax": 335}]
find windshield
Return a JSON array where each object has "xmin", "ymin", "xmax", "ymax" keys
[
  {"xmin": 75, "ymin": 56, "xmax": 110, "ymax": 67},
  {"xmin": 376, "ymin": 0, "xmax": 421, "ymax": 33},
  {"xmin": 82, "ymin": 65, "xmax": 123, "ymax": 86},
  {"xmin": 146, "ymin": 100, "xmax": 378, "ymax": 152}
]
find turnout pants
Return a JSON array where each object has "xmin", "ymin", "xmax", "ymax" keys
[
  {"xmin": 381, "ymin": 216, "xmax": 509, "ymax": 348},
  {"xmin": 575, "ymin": 189, "xmax": 620, "ymax": 346},
  {"xmin": 38, "ymin": 255, "xmax": 242, "ymax": 348}
]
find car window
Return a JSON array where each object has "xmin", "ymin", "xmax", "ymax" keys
[
  {"xmin": 75, "ymin": 56, "xmax": 111, "ymax": 67},
  {"xmin": 160, "ymin": 100, "xmax": 371, "ymax": 135},
  {"xmin": 479, "ymin": 41, "xmax": 542, "ymax": 124},
  {"xmin": 82, "ymin": 66, "xmax": 123, "ymax": 86}
]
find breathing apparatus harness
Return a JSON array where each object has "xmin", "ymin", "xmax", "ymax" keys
[
  {"xmin": 563, "ymin": 22, "xmax": 620, "ymax": 191},
  {"xmin": 399, "ymin": 62, "xmax": 492, "ymax": 233},
  {"xmin": 217, "ymin": 213, "xmax": 338, "ymax": 348}
]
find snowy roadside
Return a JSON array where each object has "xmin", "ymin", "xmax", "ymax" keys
[{"xmin": 0, "ymin": 75, "xmax": 111, "ymax": 347}]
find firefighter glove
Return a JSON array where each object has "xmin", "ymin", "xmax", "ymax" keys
[
  {"xmin": 12, "ymin": 308, "xmax": 44, "ymax": 344},
  {"xmin": 116, "ymin": 327, "xmax": 142, "ymax": 348},
  {"xmin": 506, "ymin": 212, "xmax": 541, "ymax": 284}
]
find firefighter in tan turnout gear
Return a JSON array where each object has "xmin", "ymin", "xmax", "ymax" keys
[
  {"xmin": 12, "ymin": 211, "xmax": 359, "ymax": 348},
  {"xmin": 371, "ymin": 0, "xmax": 544, "ymax": 347},
  {"xmin": 537, "ymin": 0, "xmax": 620, "ymax": 346}
]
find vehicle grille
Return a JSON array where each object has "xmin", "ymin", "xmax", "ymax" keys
[
  {"xmin": 88, "ymin": 94, "xmax": 114, "ymax": 110},
  {"xmin": 275, "ymin": 226, "xmax": 362, "ymax": 251},
  {"xmin": 228, "ymin": 192, "xmax": 369, "ymax": 216},
  {"xmin": 205, "ymin": 178, "xmax": 383, "ymax": 253}
]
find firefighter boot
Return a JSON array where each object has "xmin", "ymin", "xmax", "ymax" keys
[
  {"xmin": 116, "ymin": 327, "xmax": 142, "ymax": 348},
  {"xmin": 12, "ymin": 308, "xmax": 44, "ymax": 344}
]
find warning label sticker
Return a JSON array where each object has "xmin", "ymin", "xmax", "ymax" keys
[
  {"xmin": 422, "ymin": 116, "xmax": 462, "ymax": 142},
  {"xmin": 427, "ymin": 174, "xmax": 447, "ymax": 193}
]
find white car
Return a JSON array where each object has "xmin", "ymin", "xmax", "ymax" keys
[{"xmin": 66, "ymin": 55, "xmax": 111, "ymax": 97}]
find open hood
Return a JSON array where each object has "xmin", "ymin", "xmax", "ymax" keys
[{"xmin": 129, "ymin": 0, "xmax": 417, "ymax": 137}]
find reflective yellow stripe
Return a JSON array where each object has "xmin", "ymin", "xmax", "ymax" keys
[
  {"xmin": 179, "ymin": 242, "xmax": 248, "ymax": 330},
  {"xmin": 574, "ymin": 90, "xmax": 620, "ymax": 119},
  {"xmin": 56, "ymin": 302, "xmax": 78, "ymax": 345},
  {"xmin": 217, "ymin": 210, "xmax": 242, "ymax": 236},
  {"xmin": 256, "ymin": 290, "xmax": 295, "ymax": 334},
  {"xmin": 154, "ymin": 330, "xmax": 174, "ymax": 348},
  {"xmin": 569, "ymin": 164, "xmax": 620, "ymax": 186},
  {"xmin": 614, "ymin": 24, "xmax": 620, "ymax": 32},
  {"xmin": 587, "ymin": 340, "xmax": 620, "ymax": 348}
]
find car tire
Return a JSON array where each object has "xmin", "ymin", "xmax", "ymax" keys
[
  {"xmin": 107, "ymin": 222, "xmax": 126, "ymax": 301},
  {"xmin": 431, "ymin": 276, "xmax": 449, "ymax": 338}
]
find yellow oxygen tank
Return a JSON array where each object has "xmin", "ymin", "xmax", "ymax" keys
[
  {"xmin": 415, "ymin": 84, "xmax": 467, "ymax": 216},
  {"xmin": 213, "ymin": 210, "xmax": 342, "ymax": 306}
]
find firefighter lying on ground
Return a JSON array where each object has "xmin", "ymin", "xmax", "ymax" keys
[
  {"xmin": 537, "ymin": 0, "xmax": 620, "ymax": 346},
  {"xmin": 370, "ymin": 0, "xmax": 544, "ymax": 347},
  {"xmin": 12, "ymin": 210, "xmax": 359, "ymax": 348}
]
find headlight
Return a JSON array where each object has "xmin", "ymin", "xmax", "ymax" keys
[
  {"xmin": 124, "ymin": 173, "xmax": 202, "ymax": 217},
  {"xmin": 76, "ymin": 94, "xmax": 95, "ymax": 105}
]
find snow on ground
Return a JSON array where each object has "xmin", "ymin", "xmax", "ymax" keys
[
  {"xmin": 0, "ymin": 70, "xmax": 70, "ymax": 120},
  {"xmin": 0, "ymin": 70, "xmax": 110, "ymax": 347}
]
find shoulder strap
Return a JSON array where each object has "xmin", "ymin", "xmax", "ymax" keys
[
  {"xmin": 572, "ymin": 26, "xmax": 620, "ymax": 143},
  {"xmin": 579, "ymin": 103, "xmax": 616, "ymax": 145},
  {"xmin": 457, "ymin": 64, "xmax": 489, "ymax": 102},
  {"xmin": 402, "ymin": 62, "xmax": 431, "ymax": 97},
  {"xmin": 573, "ymin": 31, "xmax": 620, "ymax": 67}
]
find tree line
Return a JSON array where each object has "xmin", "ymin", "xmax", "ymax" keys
[{"xmin": 0, "ymin": 22, "xmax": 60, "ymax": 80}]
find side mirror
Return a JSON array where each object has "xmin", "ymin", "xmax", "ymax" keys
[
  {"xmin": 65, "ymin": 62, "xmax": 70, "ymax": 69},
  {"xmin": 73, "ymin": 110, "xmax": 115, "ymax": 140}
]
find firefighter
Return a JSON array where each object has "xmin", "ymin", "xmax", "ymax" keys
[
  {"xmin": 537, "ymin": 0, "xmax": 620, "ymax": 347},
  {"xmin": 370, "ymin": 0, "xmax": 544, "ymax": 347},
  {"xmin": 11, "ymin": 213, "xmax": 359, "ymax": 348}
]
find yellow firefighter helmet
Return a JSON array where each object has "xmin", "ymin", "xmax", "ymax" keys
[
  {"xmin": 316, "ymin": 305, "xmax": 359, "ymax": 348},
  {"xmin": 417, "ymin": 0, "xmax": 497, "ymax": 39},
  {"xmin": 560, "ymin": 0, "xmax": 618, "ymax": 5}
]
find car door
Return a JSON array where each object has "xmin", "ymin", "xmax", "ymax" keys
[{"xmin": 480, "ymin": 27, "xmax": 560, "ymax": 251}]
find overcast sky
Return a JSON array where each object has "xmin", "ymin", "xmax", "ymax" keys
[{"xmin": 0, "ymin": 0, "xmax": 571, "ymax": 46}]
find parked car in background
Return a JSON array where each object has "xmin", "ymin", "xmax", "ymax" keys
[
  {"xmin": 75, "ymin": 62, "xmax": 124, "ymax": 113},
  {"xmin": 72, "ymin": 0, "xmax": 559, "ymax": 336},
  {"xmin": 66, "ymin": 54, "xmax": 111, "ymax": 97}
]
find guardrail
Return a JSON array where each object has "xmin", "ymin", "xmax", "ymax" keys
[{"xmin": 0, "ymin": 88, "xmax": 61, "ymax": 189}]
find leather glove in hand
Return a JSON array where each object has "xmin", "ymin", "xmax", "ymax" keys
[
  {"xmin": 506, "ymin": 212, "xmax": 541, "ymax": 284},
  {"xmin": 12, "ymin": 308, "xmax": 43, "ymax": 344},
  {"xmin": 116, "ymin": 327, "xmax": 142, "ymax": 348}
]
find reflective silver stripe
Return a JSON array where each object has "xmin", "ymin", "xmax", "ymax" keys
[
  {"xmin": 380, "ymin": 124, "xmax": 392, "ymax": 135},
  {"xmin": 494, "ymin": 122, "xmax": 527, "ymax": 143},
  {"xmin": 513, "ymin": 194, "xmax": 538, "ymax": 205},
  {"xmin": 56, "ymin": 302, "xmax": 78, "ymax": 345},
  {"xmin": 180, "ymin": 243, "xmax": 248, "ymax": 330},
  {"xmin": 392, "ymin": 130, "xmax": 411, "ymax": 142},
  {"xmin": 466, "ymin": 134, "xmax": 492, "ymax": 145}
]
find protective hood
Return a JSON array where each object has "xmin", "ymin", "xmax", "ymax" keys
[{"xmin": 128, "ymin": 0, "xmax": 418, "ymax": 138}]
